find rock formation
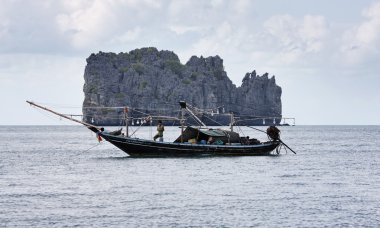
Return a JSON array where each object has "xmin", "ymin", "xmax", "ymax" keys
[{"xmin": 82, "ymin": 47, "xmax": 282, "ymax": 125}]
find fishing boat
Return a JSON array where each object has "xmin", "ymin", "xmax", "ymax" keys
[{"xmin": 26, "ymin": 101, "xmax": 295, "ymax": 157}]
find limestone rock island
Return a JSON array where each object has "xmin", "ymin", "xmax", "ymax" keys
[{"xmin": 82, "ymin": 47, "xmax": 282, "ymax": 125}]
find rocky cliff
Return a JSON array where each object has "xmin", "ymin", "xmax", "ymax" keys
[{"xmin": 82, "ymin": 47, "xmax": 282, "ymax": 125}]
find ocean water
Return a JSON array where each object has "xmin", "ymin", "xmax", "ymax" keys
[{"xmin": 0, "ymin": 125, "xmax": 379, "ymax": 227}]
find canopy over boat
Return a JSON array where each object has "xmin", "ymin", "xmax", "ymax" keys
[{"xmin": 174, "ymin": 126, "xmax": 240, "ymax": 144}]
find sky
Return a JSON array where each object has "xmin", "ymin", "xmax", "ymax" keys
[{"xmin": 1, "ymin": 0, "xmax": 379, "ymax": 125}]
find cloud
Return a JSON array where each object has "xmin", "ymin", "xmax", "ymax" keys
[
  {"xmin": 189, "ymin": 25, "xmax": 228, "ymax": 55},
  {"xmin": 210, "ymin": 0, "xmax": 224, "ymax": 8},
  {"xmin": 1, "ymin": 0, "xmax": 380, "ymax": 125},
  {"xmin": 233, "ymin": 0, "xmax": 251, "ymax": 14},
  {"xmin": 340, "ymin": 1, "xmax": 380, "ymax": 64},
  {"xmin": 0, "ymin": 0, "xmax": 164, "ymax": 54},
  {"xmin": 56, "ymin": 1, "xmax": 117, "ymax": 49},
  {"xmin": 263, "ymin": 14, "xmax": 327, "ymax": 59},
  {"xmin": 358, "ymin": 1, "xmax": 380, "ymax": 44},
  {"xmin": 169, "ymin": 25, "xmax": 203, "ymax": 35},
  {"xmin": 108, "ymin": 27, "xmax": 142, "ymax": 44},
  {"xmin": 56, "ymin": 0, "xmax": 162, "ymax": 50},
  {"xmin": 167, "ymin": 0, "xmax": 221, "ymax": 27},
  {"xmin": 0, "ymin": 0, "xmax": 69, "ymax": 54}
]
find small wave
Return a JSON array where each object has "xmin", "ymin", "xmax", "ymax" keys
[{"xmin": 278, "ymin": 174, "xmax": 299, "ymax": 178}]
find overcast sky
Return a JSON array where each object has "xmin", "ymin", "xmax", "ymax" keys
[{"xmin": 1, "ymin": 0, "xmax": 379, "ymax": 125}]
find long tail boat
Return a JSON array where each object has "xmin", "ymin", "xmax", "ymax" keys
[{"xmin": 27, "ymin": 101, "xmax": 295, "ymax": 157}]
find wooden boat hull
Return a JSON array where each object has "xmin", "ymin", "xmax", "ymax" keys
[{"xmin": 100, "ymin": 132, "xmax": 280, "ymax": 157}]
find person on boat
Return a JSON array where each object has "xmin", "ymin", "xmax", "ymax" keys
[
  {"xmin": 153, "ymin": 120, "xmax": 165, "ymax": 141},
  {"xmin": 207, "ymin": 136, "xmax": 215, "ymax": 144}
]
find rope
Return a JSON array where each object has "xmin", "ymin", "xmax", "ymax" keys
[
  {"xmin": 246, "ymin": 126, "xmax": 267, "ymax": 134},
  {"xmin": 130, "ymin": 121, "xmax": 144, "ymax": 137},
  {"xmin": 33, "ymin": 101, "xmax": 288, "ymax": 121},
  {"xmin": 236, "ymin": 126, "xmax": 246, "ymax": 138},
  {"xmin": 201, "ymin": 113, "xmax": 225, "ymax": 126},
  {"xmin": 36, "ymin": 102, "xmax": 81, "ymax": 109},
  {"xmin": 129, "ymin": 108, "xmax": 149, "ymax": 116},
  {"xmin": 78, "ymin": 142, "xmax": 102, "ymax": 155},
  {"xmin": 33, "ymin": 107, "xmax": 71, "ymax": 125}
]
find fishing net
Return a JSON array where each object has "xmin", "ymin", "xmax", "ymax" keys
[{"xmin": 267, "ymin": 126, "xmax": 280, "ymax": 141}]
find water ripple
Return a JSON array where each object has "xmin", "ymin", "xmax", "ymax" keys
[{"xmin": 0, "ymin": 125, "xmax": 379, "ymax": 227}]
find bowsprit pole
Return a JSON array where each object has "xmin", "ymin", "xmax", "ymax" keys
[
  {"xmin": 26, "ymin": 100, "xmax": 100, "ymax": 130},
  {"xmin": 278, "ymin": 139, "xmax": 296, "ymax": 154}
]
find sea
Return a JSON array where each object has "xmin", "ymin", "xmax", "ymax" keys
[{"xmin": 0, "ymin": 125, "xmax": 379, "ymax": 227}]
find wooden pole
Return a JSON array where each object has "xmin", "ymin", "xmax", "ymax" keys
[
  {"xmin": 124, "ymin": 107, "xmax": 129, "ymax": 137},
  {"xmin": 181, "ymin": 109, "xmax": 185, "ymax": 143},
  {"xmin": 228, "ymin": 112, "xmax": 234, "ymax": 145},
  {"xmin": 230, "ymin": 112, "xmax": 234, "ymax": 132},
  {"xmin": 279, "ymin": 139, "xmax": 296, "ymax": 154},
  {"xmin": 151, "ymin": 116, "xmax": 153, "ymax": 139}
]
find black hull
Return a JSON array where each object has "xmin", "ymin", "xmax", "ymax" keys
[{"xmin": 100, "ymin": 133, "xmax": 280, "ymax": 157}]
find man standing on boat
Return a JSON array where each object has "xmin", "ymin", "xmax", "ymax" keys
[{"xmin": 153, "ymin": 120, "xmax": 165, "ymax": 141}]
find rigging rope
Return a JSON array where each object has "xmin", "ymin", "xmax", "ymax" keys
[
  {"xmin": 201, "ymin": 113, "xmax": 225, "ymax": 126},
  {"xmin": 79, "ymin": 142, "xmax": 102, "ymax": 154},
  {"xmin": 236, "ymin": 126, "xmax": 246, "ymax": 138},
  {"xmin": 33, "ymin": 106, "xmax": 73, "ymax": 125},
  {"xmin": 129, "ymin": 121, "xmax": 144, "ymax": 137}
]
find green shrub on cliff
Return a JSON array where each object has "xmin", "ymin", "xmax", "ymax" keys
[
  {"xmin": 213, "ymin": 69, "xmax": 224, "ymax": 80},
  {"xmin": 190, "ymin": 72, "xmax": 200, "ymax": 81},
  {"xmin": 88, "ymin": 85, "xmax": 98, "ymax": 93},
  {"xmin": 116, "ymin": 93, "xmax": 125, "ymax": 99},
  {"xmin": 119, "ymin": 67, "xmax": 129, "ymax": 73},
  {"xmin": 140, "ymin": 81, "xmax": 148, "ymax": 89},
  {"xmin": 132, "ymin": 63, "xmax": 145, "ymax": 75},
  {"xmin": 165, "ymin": 60, "xmax": 184, "ymax": 76}
]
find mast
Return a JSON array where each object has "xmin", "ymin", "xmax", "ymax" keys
[
  {"xmin": 150, "ymin": 116, "xmax": 152, "ymax": 139},
  {"xmin": 124, "ymin": 107, "xmax": 129, "ymax": 137},
  {"xmin": 179, "ymin": 101, "xmax": 186, "ymax": 143},
  {"xmin": 185, "ymin": 107, "xmax": 206, "ymax": 127},
  {"xmin": 230, "ymin": 112, "xmax": 234, "ymax": 132},
  {"xmin": 179, "ymin": 101, "xmax": 206, "ymax": 127}
]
